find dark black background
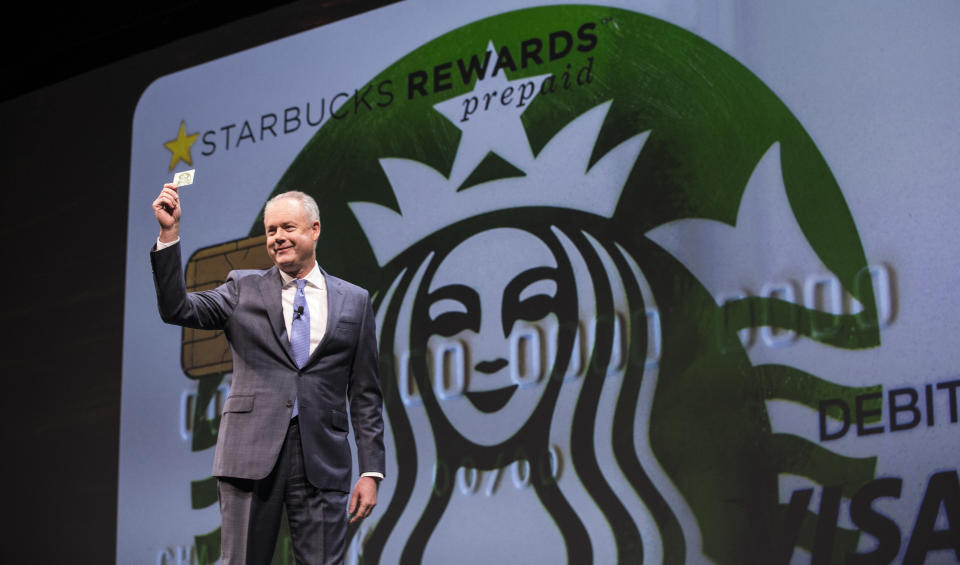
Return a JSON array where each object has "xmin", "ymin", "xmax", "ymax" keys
[{"xmin": 0, "ymin": 1, "xmax": 396, "ymax": 561}]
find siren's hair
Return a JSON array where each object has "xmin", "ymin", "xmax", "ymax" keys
[{"xmin": 361, "ymin": 221, "xmax": 683, "ymax": 564}]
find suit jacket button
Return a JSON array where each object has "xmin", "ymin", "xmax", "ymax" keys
[{"xmin": 286, "ymin": 400, "xmax": 294, "ymax": 407}]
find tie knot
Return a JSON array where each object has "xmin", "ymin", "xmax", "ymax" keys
[{"xmin": 296, "ymin": 278, "xmax": 307, "ymax": 292}]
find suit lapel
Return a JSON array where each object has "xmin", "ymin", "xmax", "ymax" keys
[
  {"xmin": 309, "ymin": 269, "xmax": 344, "ymax": 365},
  {"xmin": 258, "ymin": 267, "xmax": 296, "ymax": 367}
]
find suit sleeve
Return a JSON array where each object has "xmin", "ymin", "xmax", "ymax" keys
[
  {"xmin": 347, "ymin": 291, "xmax": 386, "ymax": 477},
  {"xmin": 150, "ymin": 241, "xmax": 237, "ymax": 330}
]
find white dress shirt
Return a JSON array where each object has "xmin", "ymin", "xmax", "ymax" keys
[{"xmin": 278, "ymin": 262, "xmax": 327, "ymax": 356}]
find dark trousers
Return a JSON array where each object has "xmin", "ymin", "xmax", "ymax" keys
[{"xmin": 217, "ymin": 418, "xmax": 349, "ymax": 565}]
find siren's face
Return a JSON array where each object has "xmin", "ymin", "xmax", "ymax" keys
[{"xmin": 423, "ymin": 228, "xmax": 560, "ymax": 445}]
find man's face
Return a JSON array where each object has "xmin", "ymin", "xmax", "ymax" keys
[{"xmin": 264, "ymin": 197, "xmax": 320, "ymax": 277}]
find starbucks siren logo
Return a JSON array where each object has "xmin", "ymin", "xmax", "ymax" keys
[
  {"xmin": 252, "ymin": 6, "xmax": 884, "ymax": 564},
  {"xmin": 342, "ymin": 39, "xmax": 661, "ymax": 561}
]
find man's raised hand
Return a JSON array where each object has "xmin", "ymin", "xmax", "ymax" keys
[{"xmin": 153, "ymin": 183, "xmax": 181, "ymax": 243}]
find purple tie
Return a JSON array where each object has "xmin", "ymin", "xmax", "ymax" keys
[{"xmin": 290, "ymin": 278, "xmax": 310, "ymax": 417}]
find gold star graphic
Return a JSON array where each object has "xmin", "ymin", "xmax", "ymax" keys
[{"xmin": 164, "ymin": 120, "xmax": 200, "ymax": 172}]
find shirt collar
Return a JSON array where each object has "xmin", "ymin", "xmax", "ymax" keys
[{"xmin": 279, "ymin": 262, "xmax": 325, "ymax": 290}]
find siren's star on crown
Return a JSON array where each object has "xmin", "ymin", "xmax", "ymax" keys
[{"xmin": 433, "ymin": 41, "xmax": 551, "ymax": 188}]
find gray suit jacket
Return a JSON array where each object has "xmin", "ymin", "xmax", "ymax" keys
[{"xmin": 151, "ymin": 242, "xmax": 385, "ymax": 492}]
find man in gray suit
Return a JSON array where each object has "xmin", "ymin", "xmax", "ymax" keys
[{"xmin": 151, "ymin": 185, "xmax": 385, "ymax": 565}]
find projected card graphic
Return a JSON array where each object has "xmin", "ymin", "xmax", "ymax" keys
[{"xmin": 121, "ymin": 2, "xmax": 960, "ymax": 564}]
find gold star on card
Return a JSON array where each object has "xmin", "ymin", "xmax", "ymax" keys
[{"xmin": 163, "ymin": 120, "xmax": 200, "ymax": 172}]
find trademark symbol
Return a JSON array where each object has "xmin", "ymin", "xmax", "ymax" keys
[{"xmin": 600, "ymin": 16, "xmax": 614, "ymax": 25}]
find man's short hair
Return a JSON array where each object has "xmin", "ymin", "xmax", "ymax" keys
[{"xmin": 264, "ymin": 190, "xmax": 321, "ymax": 227}]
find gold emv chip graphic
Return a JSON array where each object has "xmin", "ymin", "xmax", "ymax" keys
[{"xmin": 182, "ymin": 235, "xmax": 272, "ymax": 377}]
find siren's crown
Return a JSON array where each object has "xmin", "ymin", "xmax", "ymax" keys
[{"xmin": 350, "ymin": 100, "xmax": 649, "ymax": 265}]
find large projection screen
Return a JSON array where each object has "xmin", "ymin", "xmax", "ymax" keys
[{"xmin": 120, "ymin": 1, "xmax": 960, "ymax": 563}]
